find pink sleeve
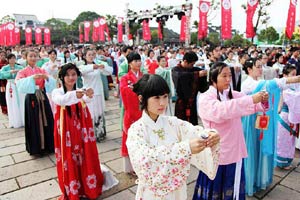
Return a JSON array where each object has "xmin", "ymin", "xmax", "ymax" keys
[
  {"xmin": 15, "ymin": 69, "xmax": 26, "ymax": 80},
  {"xmin": 198, "ymin": 93, "xmax": 258, "ymax": 123}
]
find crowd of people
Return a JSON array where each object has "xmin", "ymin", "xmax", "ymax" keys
[{"xmin": 0, "ymin": 42, "xmax": 300, "ymax": 200}]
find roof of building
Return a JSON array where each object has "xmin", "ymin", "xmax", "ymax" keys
[
  {"xmin": 13, "ymin": 14, "xmax": 39, "ymax": 22},
  {"xmin": 55, "ymin": 18, "xmax": 73, "ymax": 25}
]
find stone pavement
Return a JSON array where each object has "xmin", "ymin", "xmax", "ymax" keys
[{"xmin": 0, "ymin": 90, "xmax": 300, "ymax": 200}]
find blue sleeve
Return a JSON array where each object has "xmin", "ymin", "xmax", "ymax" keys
[
  {"xmin": 17, "ymin": 76, "xmax": 36, "ymax": 94},
  {"xmin": 45, "ymin": 76, "xmax": 56, "ymax": 93}
]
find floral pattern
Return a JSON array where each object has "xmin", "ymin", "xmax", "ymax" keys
[{"xmin": 126, "ymin": 111, "xmax": 220, "ymax": 200}]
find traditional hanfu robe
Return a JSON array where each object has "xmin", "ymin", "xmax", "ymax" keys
[
  {"xmin": 42, "ymin": 59, "xmax": 61, "ymax": 113},
  {"xmin": 120, "ymin": 70, "xmax": 143, "ymax": 172},
  {"xmin": 16, "ymin": 66, "xmax": 56, "ymax": 155},
  {"xmin": 241, "ymin": 76, "xmax": 295, "ymax": 196},
  {"xmin": 52, "ymin": 88, "xmax": 104, "ymax": 200},
  {"xmin": 127, "ymin": 111, "xmax": 220, "ymax": 200},
  {"xmin": 155, "ymin": 66, "xmax": 175, "ymax": 116},
  {"xmin": 194, "ymin": 86, "xmax": 264, "ymax": 200},
  {"xmin": 276, "ymin": 88, "xmax": 300, "ymax": 168},
  {"xmin": 0, "ymin": 64, "xmax": 24, "ymax": 128},
  {"xmin": 172, "ymin": 64, "xmax": 208, "ymax": 125},
  {"xmin": 0, "ymin": 59, "xmax": 8, "ymax": 114},
  {"xmin": 79, "ymin": 63, "xmax": 112, "ymax": 141},
  {"xmin": 145, "ymin": 58, "xmax": 159, "ymax": 74}
]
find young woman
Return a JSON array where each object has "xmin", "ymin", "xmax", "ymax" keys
[
  {"xmin": 276, "ymin": 64, "xmax": 300, "ymax": 169},
  {"xmin": 0, "ymin": 54, "xmax": 24, "ymax": 128},
  {"xmin": 16, "ymin": 50, "xmax": 56, "ymax": 155},
  {"xmin": 241, "ymin": 59, "xmax": 300, "ymax": 196},
  {"xmin": 144, "ymin": 49, "xmax": 159, "ymax": 74},
  {"xmin": 52, "ymin": 63, "xmax": 104, "ymax": 200},
  {"xmin": 193, "ymin": 62, "xmax": 268, "ymax": 200},
  {"xmin": 78, "ymin": 49, "xmax": 112, "ymax": 142},
  {"xmin": 155, "ymin": 55, "xmax": 174, "ymax": 115},
  {"xmin": 127, "ymin": 74, "xmax": 220, "ymax": 200},
  {"xmin": 119, "ymin": 52, "xmax": 143, "ymax": 174}
]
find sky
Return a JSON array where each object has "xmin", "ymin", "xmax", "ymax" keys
[{"xmin": 0, "ymin": 0, "xmax": 294, "ymax": 34}]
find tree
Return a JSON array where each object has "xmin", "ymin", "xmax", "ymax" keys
[
  {"xmin": 207, "ymin": 32, "xmax": 220, "ymax": 45},
  {"xmin": 105, "ymin": 14, "xmax": 117, "ymax": 39},
  {"xmin": 0, "ymin": 15, "xmax": 15, "ymax": 24},
  {"xmin": 257, "ymin": 26, "xmax": 279, "ymax": 44},
  {"xmin": 44, "ymin": 18, "xmax": 69, "ymax": 44},
  {"xmin": 224, "ymin": 34, "xmax": 251, "ymax": 47},
  {"xmin": 241, "ymin": 0, "xmax": 274, "ymax": 42}
]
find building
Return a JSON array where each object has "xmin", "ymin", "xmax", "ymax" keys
[{"xmin": 13, "ymin": 13, "xmax": 41, "ymax": 30}]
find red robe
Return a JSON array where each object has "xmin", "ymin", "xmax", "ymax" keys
[
  {"xmin": 145, "ymin": 58, "xmax": 158, "ymax": 74},
  {"xmin": 120, "ymin": 70, "xmax": 143, "ymax": 156},
  {"xmin": 54, "ymin": 101, "xmax": 103, "ymax": 200}
]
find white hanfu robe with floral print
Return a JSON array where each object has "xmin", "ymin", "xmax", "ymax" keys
[{"xmin": 127, "ymin": 111, "xmax": 220, "ymax": 200}]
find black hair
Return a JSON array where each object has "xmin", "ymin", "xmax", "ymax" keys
[
  {"xmin": 209, "ymin": 62, "xmax": 233, "ymax": 101},
  {"xmin": 243, "ymin": 58, "xmax": 257, "ymax": 74},
  {"xmin": 282, "ymin": 64, "xmax": 297, "ymax": 76},
  {"xmin": 7, "ymin": 53, "xmax": 16, "ymax": 60},
  {"xmin": 147, "ymin": 49, "xmax": 154, "ymax": 57},
  {"xmin": 182, "ymin": 51, "xmax": 198, "ymax": 64},
  {"xmin": 122, "ymin": 45, "xmax": 133, "ymax": 53},
  {"xmin": 157, "ymin": 55, "xmax": 166, "ymax": 62},
  {"xmin": 58, "ymin": 63, "xmax": 81, "ymax": 118},
  {"xmin": 133, "ymin": 74, "xmax": 170, "ymax": 110},
  {"xmin": 275, "ymin": 53, "xmax": 283, "ymax": 61},
  {"xmin": 64, "ymin": 50, "xmax": 70, "ymax": 64},
  {"xmin": 127, "ymin": 52, "xmax": 141, "ymax": 64},
  {"xmin": 48, "ymin": 49, "xmax": 57, "ymax": 55}
]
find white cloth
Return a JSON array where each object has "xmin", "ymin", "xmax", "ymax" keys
[{"xmin": 127, "ymin": 112, "xmax": 220, "ymax": 200}]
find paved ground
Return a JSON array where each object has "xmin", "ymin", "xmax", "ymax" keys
[{"xmin": 0, "ymin": 90, "xmax": 300, "ymax": 200}]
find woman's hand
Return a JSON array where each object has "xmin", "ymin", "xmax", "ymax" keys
[
  {"xmin": 252, "ymin": 91, "xmax": 268, "ymax": 104},
  {"xmin": 189, "ymin": 138, "xmax": 207, "ymax": 154},
  {"xmin": 85, "ymin": 88, "xmax": 94, "ymax": 98},
  {"xmin": 206, "ymin": 131, "xmax": 220, "ymax": 148},
  {"xmin": 76, "ymin": 90, "xmax": 85, "ymax": 99}
]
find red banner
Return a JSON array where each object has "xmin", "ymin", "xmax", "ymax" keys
[
  {"xmin": 180, "ymin": 15, "xmax": 187, "ymax": 41},
  {"xmin": 142, "ymin": 20, "xmax": 151, "ymax": 41},
  {"xmin": 2, "ymin": 23, "xmax": 8, "ymax": 46},
  {"xmin": 35, "ymin": 27, "xmax": 42, "ymax": 45},
  {"xmin": 0, "ymin": 25, "xmax": 3, "ymax": 45},
  {"xmin": 221, "ymin": 0, "xmax": 232, "ymax": 39},
  {"xmin": 99, "ymin": 18, "xmax": 105, "ymax": 42},
  {"xmin": 105, "ymin": 23, "xmax": 111, "ymax": 42},
  {"xmin": 92, "ymin": 20, "xmax": 100, "ymax": 42},
  {"xmin": 117, "ymin": 17, "xmax": 123, "ymax": 43},
  {"xmin": 246, "ymin": 0, "xmax": 259, "ymax": 38},
  {"xmin": 198, "ymin": 1, "xmax": 210, "ymax": 39},
  {"xmin": 15, "ymin": 27, "xmax": 20, "ymax": 45},
  {"xmin": 6, "ymin": 23, "xmax": 15, "ymax": 46},
  {"xmin": 44, "ymin": 28, "xmax": 51, "ymax": 45},
  {"xmin": 286, "ymin": 0, "xmax": 297, "ymax": 39},
  {"xmin": 84, "ymin": 21, "xmax": 90, "ymax": 42},
  {"xmin": 158, "ymin": 22, "xmax": 163, "ymax": 39},
  {"xmin": 25, "ymin": 27, "xmax": 32, "ymax": 45},
  {"xmin": 79, "ymin": 25, "xmax": 83, "ymax": 43}
]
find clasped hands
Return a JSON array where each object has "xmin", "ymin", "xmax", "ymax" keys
[{"xmin": 190, "ymin": 131, "xmax": 220, "ymax": 154}]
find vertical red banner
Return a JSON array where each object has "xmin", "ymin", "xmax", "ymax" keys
[
  {"xmin": 44, "ymin": 28, "xmax": 51, "ymax": 45},
  {"xmin": 142, "ymin": 20, "xmax": 151, "ymax": 41},
  {"xmin": 246, "ymin": 0, "xmax": 259, "ymax": 38},
  {"xmin": 84, "ymin": 21, "xmax": 90, "ymax": 42},
  {"xmin": 99, "ymin": 18, "xmax": 105, "ymax": 42},
  {"xmin": 25, "ymin": 27, "xmax": 32, "ymax": 45},
  {"xmin": 221, "ymin": 0, "xmax": 232, "ymax": 39},
  {"xmin": 14, "ymin": 27, "xmax": 20, "ymax": 45},
  {"xmin": 79, "ymin": 24, "xmax": 83, "ymax": 43},
  {"xmin": 0, "ymin": 25, "xmax": 3, "ymax": 46},
  {"xmin": 3, "ymin": 23, "xmax": 8, "ymax": 46},
  {"xmin": 6, "ymin": 23, "xmax": 15, "ymax": 46},
  {"xmin": 35, "ymin": 27, "xmax": 42, "ymax": 45},
  {"xmin": 180, "ymin": 15, "xmax": 187, "ymax": 42},
  {"xmin": 286, "ymin": 0, "xmax": 297, "ymax": 39},
  {"xmin": 158, "ymin": 21, "xmax": 163, "ymax": 39},
  {"xmin": 198, "ymin": 1, "xmax": 210, "ymax": 39},
  {"xmin": 92, "ymin": 20, "xmax": 99, "ymax": 42},
  {"xmin": 117, "ymin": 17, "xmax": 123, "ymax": 43}
]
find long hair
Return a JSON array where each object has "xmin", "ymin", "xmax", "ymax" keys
[
  {"xmin": 209, "ymin": 62, "xmax": 233, "ymax": 101},
  {"xmin": 58, "ymin": 63, "xmax": 81, "ymax": 118}
]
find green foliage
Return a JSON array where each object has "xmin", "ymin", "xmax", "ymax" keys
[
  {"xmin": 257, "ymin": 26, "xmax": 279, "ymax": 44},
  {"xmin": 224, "ymin": 34, "xmax": 251, "ymax": 47},
  {"xmin": 0, "ymin": 15, "xmax": 15, "ymax": 24},
  {"xmin": 44, "ymin": 18, "xmax": 69, "ymax": 44},
  {"xmin": 208, "ymin": 32, "xmax": 220, "ymax": 45}
]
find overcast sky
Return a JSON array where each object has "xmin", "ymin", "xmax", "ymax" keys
[{"xmin": 0, "ymin": 0, "xmax": 293, "ymax": 33}]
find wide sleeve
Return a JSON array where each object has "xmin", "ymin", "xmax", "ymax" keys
[
  {"xmin": 78, "ymin": 64, "xmax": 94, "ymax": 75},
  {"xmin": 44, "ymin": 76, "xmax": 56, "ymax": 93},
  {"xmin": 118, "ymin": 62, "xmax": 128, "ymax": 79},
  {"xmin": 0, "ymin": 66, "xmax": 13, "ymax": 79},
  {"xmin": 120, "ymin": 76, "xmax": 141, "ymax": 122},
  {"xmin": 198, "ymin": 92, "xmax": 259, "ymax": 124},
  {"xmin": 16, "ymin": 74, "xmax": 36, "ymax": 94},
  {"xmin": 99, "ymin": 61, "xmax": 113, "ymax": 75},
  {"xmin": 175, "ymin": 118, "xmax": 219, "ymax": 180},
  {"xmin": 52, "ymin": 89, "xmax": 80, "ymax": 106},
  {"xmin": 126, "ymin": 122, "xmax": 192, "ymax": 197}
]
